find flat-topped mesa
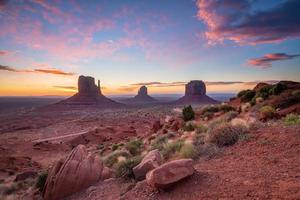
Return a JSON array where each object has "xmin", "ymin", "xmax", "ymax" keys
[
  {"xmin": 174, "ymin": 80, "xmax": 219, "ymax": 105},
  {"xmin": 185, "ymin": 80, "xmax": 206, "ymax": 96},
  {"xmin": 78, "ymin": 75, "xmax": 101, "ymax": 96}
]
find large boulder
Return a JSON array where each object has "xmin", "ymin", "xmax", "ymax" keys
[
  {"xmin": 185, "ymin": 80, "xmax": 206, "ymax": 96},
  {"xmin": 146, "ymin": 159, "xmax": 194, "ymax": 189},
  {"xmin": 43, "ymin": 145, "xmax": 103, "ymax": 200},
  {"xmin": 133, "ymin": 149, "xmax": 163, "ymax": 180}
]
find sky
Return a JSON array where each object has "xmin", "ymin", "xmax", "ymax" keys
[{"xmin": 0, "ymin": 0, "xmax": 299, "ymax": 96}]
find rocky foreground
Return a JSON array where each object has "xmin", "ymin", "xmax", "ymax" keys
[{"xmin": 0, "ymin": 81, "xmax": 299, "ymax": 200}]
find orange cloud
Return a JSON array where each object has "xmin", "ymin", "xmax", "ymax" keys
[{"xmin": 247, "ymin": 53, "xmax": 300, "ymax": 68}]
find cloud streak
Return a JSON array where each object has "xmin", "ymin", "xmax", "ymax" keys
[
  {"xmin": 248, "ymin": 53, "xmax": 300, "ymax": 68},
  {"xmin": 0, "ymin": 64, "xmax": 75, "ymax": 76},
  {"xmin": 196, "ymin": 0, "xmax": 300, "ymax": 44}
]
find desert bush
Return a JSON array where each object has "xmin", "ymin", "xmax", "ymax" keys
[
  {"xmin": 182, "ymin": 122, "xmax": 195, "ymax": 132},
  {"xmin": 182, "ymin": 105, "xmax": 195, "ymax": 121},
  {"xmin": 195, "ymin": 124, "xmax": 208, "ymax": 134},
  {"xmin": 208, "ymin": 123, "xmax": 248, "ymax": 147},
  {"xmin": 35, "ymin": 171, "xmax": 48, "ymax": 192},
  {"xmin": 222, "ymin": 111, "xmax": 239, "ymax": 122},
  {"xmin": 237, "ymin": 90, "xmax": 248, "ymax": 98},
  {"xmin": 111, "ymin": 143, "xmax": 119, "ymax": 151},
  {"xmin": 161, "ymin": 139, "xmax": 184, "ymax": 159},
  {"xmin": 282, "ymin": 113, "xmax": 300, "ymax": 126},
  {"xmin": 256, "ymin": 85, "xmax": 272, "ymax": 99},
  {"xmin": 115, "ymin": 156, "xmax": 142, "ymax": 179},
  {"xmin": 269, "ymin": 83, "xmax": 287, "ymax": 96},
  {"xmin": 292, "ymin": 89, "xmax": 300, "ymax": 96},
  {"xmin": 179, "ymin": 143, "xmax": 197, "ymax": 159},
  {"xmin": 125, "ymin": 138, "xmax": 143, "ymax": 156},
  {"xmin": 196, "ymin": 143, "xmax": 220, "ymax": 158},
  {"xmin": 260, "ymin": 106, "xmax": 276, "ymax": 119},
  {"xmin": 104, "ymin": 150, "xmax": 131, "ymax": 167},
  {"xmin": 219, "ymin": 104, "xmax": 235, "ymax": 112},
  {"xmin": 240, "ymin": 90, "xmax": 256, "ymax": 102},
  {"xmin": 150, "ymin": 135, "xmax": 168, "ymax": 151}
]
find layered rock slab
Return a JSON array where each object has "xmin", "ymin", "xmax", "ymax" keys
[{"xmin": 43, "ymin": 145, "xmax": 103, "ymax": 200}]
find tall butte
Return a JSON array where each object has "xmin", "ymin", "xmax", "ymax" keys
[
  {"xmin": 132, "ymin": 86, "xmax": 157, "ymax": 103},
  {"xmin": 175, "ymin": 80, "xmax": 219, "ymax": 104},
  {"xmin": 58, "ymin": 75, "xmax": 122, "ymax": 107}
]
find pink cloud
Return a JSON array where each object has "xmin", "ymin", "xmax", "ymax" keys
[
  {"xmin": 196, "ymin": 0, "xmax": 300, "ymax": 45},
  {"xmin": 247, "ymin": 53, "xmax": 300, "ymax": 68}
]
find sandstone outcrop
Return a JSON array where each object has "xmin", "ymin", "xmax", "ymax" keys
[
  {"xmin": 146, "ymin": 159, "xmax": 194, "ymax": 189},
  {"xmin": 43, "ymin": 145, "xmax": 103, "ymax": 200},
  {"xmin": 133, "ymin": 149, "xmax": 163, "ymax": 180},
  {"xmin": 58, "ymin": 75, "xmax": 123, "ymax": 107},
  {"xmin": 175, "ymin": 80, "xmax": 219, "ymax": 105}
]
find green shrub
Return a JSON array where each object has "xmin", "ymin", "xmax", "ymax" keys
[
  {"xmin": 237, "ymin": 90, "xmax": 248, "ymax": 98},
  {"xmin": 182, "ymin": 122, "xmax": 195, "ymax": 132},
  {"xmin": 269, "ymin": 83, "xmax": 287, "ymax": 95},
  {"xmin": 125, "ymin": 138, "xmax": 143, "ymax": 156},
  {"xmin": 219, "ymin": 104, "xmax": 235, "ymax": 112},
  {"xmin": 35, "ymin": 171, "xmax": 48, "ymax": 192},
  {"xmin": 104, "ymin": 150, "xmax": 131, "ymax": 167},
  {"xmin": 202, "ymin": 105, "xmax": 219, "ymax": 114},
  {"xmin": 260, "ymin": 106, "xmax": 276, "ymax": 119},
  {"xmin": 240, "ymin": 90, "xmax": 256, "ymax": 102},
  {"xmin": 115, "ymin": 156, "xmax": 142, "ymax": 179},
  {"xmin": 283, "ymin": 114, "xmax": 300, "ymax": 126},
  {"xmin": 276, "ymin": 95, "xmax": 300, "ymax": 109},
  {"xmin": 256, "ymin": 86, "xmax": 272, "ymax": 99},
  {"xmin": 179, "ymin": 143, "xmax": 197, "ymax": 159},
  {"xmin": 111, "ymin": 143, "xmax": 119, "ymax": 151},
  {"xmin": 161, "ymin": 140, "xmax": 184, "ymax": 159},
  {"xmin": 182, "ymin": 105, "xmax": 195, "ymax": 121},
  {"xmin": 209, "ymin": 123, "xmax": 248, "ymax": 147}
]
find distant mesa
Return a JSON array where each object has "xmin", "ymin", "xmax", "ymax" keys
[
  {"xmin": 132, "ymin": 86, "xmax": 157, "ymax": 102},
  {"xmin": 58, "ymin": 75, "xmax": 123, "ymax": 107},
  {"xmin": 174, "ymin": 80, "xmax": 219, "ymax": 104}
]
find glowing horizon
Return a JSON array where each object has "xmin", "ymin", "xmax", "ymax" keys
[{"xmin": 0, "ymin": 0, "xmax": 300, "ymax": 96}]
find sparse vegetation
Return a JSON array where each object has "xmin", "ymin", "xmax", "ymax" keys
[
  {"xmin": 282, "ymin": 113, "xmax": 300, "ymax": 126},
  {"xmin": 269, "ymin": 83, "xmax": 287, "ymax": 95},
  {"xmin": 182, "ymin": 122, "xmax": 195, "ymax": 132},
  {"xmin": 260, "ymin": 106, "xmax": 276, "ymax": 119},
  {"xmin": 104, "ymin": 150, "xmax": 131, "ymax": 167},
  {"xmin": 182, "ymin": 105, "xmax": 195, "ymax": 121},
  {"xmin": 35, "ymin": 171, "xmax": 48, "ymax": 192},
  {"xmin": 150, "ymin": 135, "xmax": 168, "ymax": 151},
  {"xmin": 240, "ymin": 90, "xmax": 256, "ymax": 102},
  {"xmin": 208, "ymin": 123, "xmax": 248, "ymax": 147},
  {"xmin": 125, "ymin": 138, "xmax": 143, "ymax": 156},
  {"xmin": 161, "ymin": 139, "xmax": 184, "ymax": 159},
  {"xmin": 115, "ymin": 156, "xmax": 142, "ymax": 179},
  {"xmin": 111, "ymin": 143, "xmax": 119, "ymax": 151},
  {"xmin": 179, "ymin": 143, "xmax": 197, "ymax": 159},
  {"xmin": 219, "ymin": 104, "xmax": 235, "ymax": 112}
]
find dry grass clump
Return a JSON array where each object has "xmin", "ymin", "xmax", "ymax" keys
[
  {"xmin": 179, "ymin": 143, "xmax": 197, "ymax": 159},
  {"xmin": 282, "ymin": 113, "xmax": 300, "ymax": 126},
  {"xmin": 125, "ymin": 138, "xmax": 143, "ymax": 156},
  {"xmin": 182, "ymin": 122, "xmax": 195, "ymax": 132},
  {"xmin": 208, "ymin": 123, "xmax": 248, "ymax": 147},
  {"xmin": 161, "ymin": 139, "xmax": 184, "ymax": 159},
  {"xmin": 103, "ymin": 150, "xmax": 131, "ymax": 167},
  {"xmin": 260, "ymin": 106, "xmax": 276, "ymax": 119},
  {"xmin": 115, "ymin": 156, "xmax": 142, "ymax": 179}
]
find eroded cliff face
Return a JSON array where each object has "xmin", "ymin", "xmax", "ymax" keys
[
  {"xmin": 78, "ymin": 76, "xmax": 101, "ymax": 96},
  {"xmin": 185, "ymin": 80, "xmax": 206, "ymax": 96}
]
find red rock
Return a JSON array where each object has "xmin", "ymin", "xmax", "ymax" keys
[
  {"xmin": 43, "ymin": 145, "xmax": 103, "ymax": 200},
  {"xmin": 146, "ymin": 159, "xmax": 194, "ymax": 189},
  {"xmin": 15, "ymin": 171, "xmax": 37, "ymax": 182},
  {"xmin": 151, "ymin": 120, "xmax": 162, "ymax": 133},
  {"xmin": 133, "ymin": 149, "xmax": 163, "ymax": 180}
]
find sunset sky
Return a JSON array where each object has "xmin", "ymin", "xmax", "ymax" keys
[{"xmin": 0, "ymin": 0, "xmax": 300, "ymax": 96}]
